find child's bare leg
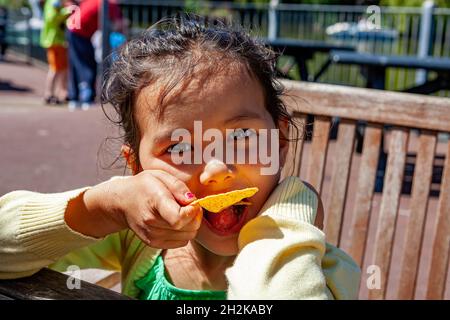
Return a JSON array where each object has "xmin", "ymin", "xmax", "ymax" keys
[
  {"xmin": 56, "ymin": 70, "xmax": 68, "ymax": 101},
  {"xmin": 44, "ymin": 69, "xmax": 57, "ymax": 101},
  {"xmin": 60, "ymin": 70, "xmax": 68, "ymax": 100}
]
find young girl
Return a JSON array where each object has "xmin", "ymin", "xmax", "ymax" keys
[
  {"xmin": 0, "ymin": 15, "xmax": 360, "ymax": 300},
  {"xmin": 40, "ymin": 0, "xmax": 71, "ymax": 105}
]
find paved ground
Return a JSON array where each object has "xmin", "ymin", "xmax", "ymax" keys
[
  {"xmin": 0, "ymin": 53, "xmax": 123, "ymax": 293},
  {"xmin": 0, "ymin": 54, "xmax": 125, "ymax": 195},
  {"xmin": 0, "ymin": 52, "xmax": 448, "ymax": 299}
]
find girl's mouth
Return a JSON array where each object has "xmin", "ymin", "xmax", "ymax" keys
[{"xmin": 202, "ymin": 201, "xmax": 250, "ymax": 236}]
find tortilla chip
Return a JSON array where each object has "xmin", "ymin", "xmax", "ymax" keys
[{"xmin": 191, "ymin": 187, "xmax": 259, "ymax": 213}]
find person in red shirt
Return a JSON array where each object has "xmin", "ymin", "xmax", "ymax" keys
[{"xmin": 66, "ymin": 0, "xmax": 121, "ymax": 111}]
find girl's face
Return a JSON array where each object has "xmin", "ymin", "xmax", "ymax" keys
[{"xmin": 127, "ymin": 66, "xmax": 288, "ymax": 256}]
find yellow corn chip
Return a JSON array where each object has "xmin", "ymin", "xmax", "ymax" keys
[{"xmin": 191, "ymin": 187, "xmax": 259, "ymax": 213}]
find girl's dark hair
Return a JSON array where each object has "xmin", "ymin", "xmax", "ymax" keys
[{"xmin": 101, "ymin": 13, "xmax": 300, "ymax": 172}]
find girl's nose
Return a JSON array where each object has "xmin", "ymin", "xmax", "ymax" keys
[{"xmin": 200, "ymin": 159, "xmax": 235, "ymax": 186}]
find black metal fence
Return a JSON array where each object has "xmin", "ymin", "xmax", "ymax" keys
[{"xmin": 4, "ymin": 1, "xmax": 450, "ymax": 96}]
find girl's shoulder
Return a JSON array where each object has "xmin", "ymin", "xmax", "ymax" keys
[{"xmin": 258, "ymin": 176, "xmax": 323, "ymax": 227}]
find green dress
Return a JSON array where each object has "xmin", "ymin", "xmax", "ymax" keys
[{"xmin": 135, "ymin": 255, "xmax": 227, "ymax": 300}]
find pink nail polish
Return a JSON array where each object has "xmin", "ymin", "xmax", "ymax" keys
[{"xmin": 185, "ymin": 192, "xmax": 195, "ymax": 200}]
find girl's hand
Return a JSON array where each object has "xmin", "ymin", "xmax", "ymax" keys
[{"xmin": 68, "ymin": 171, "xmax": 203, "ymax": 249}]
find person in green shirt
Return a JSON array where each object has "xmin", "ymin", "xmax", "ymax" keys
[{"xmin": 40, "ymin": 0, "xmax": 71, "ymax": 105}]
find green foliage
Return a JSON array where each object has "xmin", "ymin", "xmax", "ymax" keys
[
  {"xmin": 281, "ymin": 0, "xmax": 359, "ymax": 4},
  {"xmin": 232, "ymin": 0, "xmax": 375, "ymax": 4},
  {"xmin": 185, "ymin": 0, "xmax": 203, "ymax": 12},
  {"xmin": 380, "ymin": 0, "xmax": 450, "ymax": 7},
  {"xmin": 0, "ymin": 0, "xmax": 28, "ymax": 9},
  {"xmin": 225, "ymin": 0, "xmax": 450, "ymax": 7},
  {"xmin": 233, "ymin": 0, "xmax": 270, "ymax": 3}
]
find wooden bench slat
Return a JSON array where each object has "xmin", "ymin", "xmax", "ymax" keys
[
  {"xmin": 347, "ymin": 124, "xmax": 383, "ymax": 266},
  {"xmin": 281, "ymin": 115, "xmax": 306, "ymax": 179},
  {"xmin": 369, "ymin": 128, "xmax": 409, "ymax": 300},
  {"xmin": 426, "ymin": 141, "xmax": 450, "ymax": 299},
  {"xmin": 0, "ymin": 293, "xmax": 13, "ymax": 300},
  {"xmin": 325, "ymin": 120, "xmax": 356, "ymax": 246},
  {"xmin": 285, "ymin": 81, "xmax": 450, "ymax": 132},
  {"xmin": 306, "ymin": 116, "xmax": 331, "ymax": 194},
  {"xmin": 398, "ymin": 132, "xmax": 437, "ymax": 299},
  {"xmin": 0, "ymin": 268, "xmax": 131, "ymax": 300}
]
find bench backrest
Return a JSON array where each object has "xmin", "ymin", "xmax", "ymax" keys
[{"xmin": 279, "ymin": 80, "xmax": 450, "ymax": 300}]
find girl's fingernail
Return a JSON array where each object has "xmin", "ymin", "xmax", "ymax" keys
[{"xmin": 185, "ymin": 192, "xmax": 195, "ymax": 200}]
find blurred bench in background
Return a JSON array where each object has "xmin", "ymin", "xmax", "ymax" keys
[{"xmin": 326, "ymin": 50, "xmax": 450, "ymax": 93}]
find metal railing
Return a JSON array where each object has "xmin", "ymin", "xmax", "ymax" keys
[
  {"xmin": 4, "ymin": 6, "xmax": 45, "ymax": 63},
  {"xmin": 114, "ymin": 1, "xmax": 450, "ymax": 97},
  {"xmin": 4, "ymin": 1, "xmax": 450, "ymax": 96}
]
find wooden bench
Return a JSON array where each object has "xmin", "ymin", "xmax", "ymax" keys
[
  {"xmin": 280, "ymin": 80, "xmax": 450, "ymax": 300},
  {"xmin": 0, "ymin": 268, "xmax": 131, "ymax": 300}
]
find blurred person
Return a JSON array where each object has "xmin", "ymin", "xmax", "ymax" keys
[
  {"xmin": 66, "ymin": 0, "xmax": 122, "ymax": 111},
  {"xmin": 40, "ymin": 0, "xmax": 71, "ymax": 104},
  {"xmin": 92, "ymin": 28, "xmax": 126, "ymax": 64}
]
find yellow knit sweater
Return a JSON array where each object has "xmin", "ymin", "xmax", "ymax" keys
[{"xmin": 0, "ymin": 176, "xmax": 361, "ymax": 299}]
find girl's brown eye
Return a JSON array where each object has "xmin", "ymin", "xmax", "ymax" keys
[{"xmin": 167, "ymin": 142, "xmax": 192, "ymax": 154}]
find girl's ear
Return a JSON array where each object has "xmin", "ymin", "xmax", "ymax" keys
[
  {"xmin": 278, "ymin": 118, "xmax": 290, "ymax": 169},
  {"xmin": 121, "ymin": 144, "xmax": 141, "ymax": 175}
]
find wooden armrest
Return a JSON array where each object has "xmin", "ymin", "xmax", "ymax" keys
[{"xmin": 0, "ymin": 268, "xmax": 133, "ymax": 300}]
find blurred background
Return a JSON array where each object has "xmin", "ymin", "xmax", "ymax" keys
[{"xmin": 1, "ymin": 0, "xmax": 450, "ymax": 96}]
